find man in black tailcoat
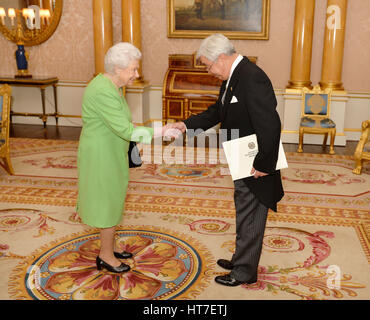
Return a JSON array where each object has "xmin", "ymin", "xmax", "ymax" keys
[{"xmin": 171, "ymin": 33, "xmax": 284, "ymax": 286}]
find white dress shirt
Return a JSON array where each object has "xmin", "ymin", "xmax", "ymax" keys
[{"xmin": 222, "ymin": 54, "xmax": 243, "ymax": 104}]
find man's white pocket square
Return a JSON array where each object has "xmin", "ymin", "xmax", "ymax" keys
[{"xmin": 231, "ymin": 96, "xmax": 238, "ymax": 103}]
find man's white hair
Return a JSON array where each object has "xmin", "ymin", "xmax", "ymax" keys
[
  {"xmin": 104, "ymin": 42, "xmax": 142, "ymax": 74},
  {"xmin": 196, "ymin": 33, "xmax": 236, "ymax": 62}
]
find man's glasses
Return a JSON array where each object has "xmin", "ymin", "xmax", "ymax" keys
[{"xmin": 205, "ymin": 57, "xmax": 219, "ymax": 72}]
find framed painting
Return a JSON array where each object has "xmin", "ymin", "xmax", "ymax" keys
[{"xmin": 167, "ymin": 0, "xmax": 270, "ymax": 40}]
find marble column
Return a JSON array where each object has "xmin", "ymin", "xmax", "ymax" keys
[
  {"xmin": 121, "ymin": 0, "xmax": 144, "ymax": 82},
  {"xmin": 320, "ymin": 0, "xmax": 348, "ymax": 90},
  {"xmin": 287, "ymin": 0, "xmax": 315, "ymax": 90},
  {"xmin": 92, "ymin": 0, "xmax": 113, "ymax": 75}
]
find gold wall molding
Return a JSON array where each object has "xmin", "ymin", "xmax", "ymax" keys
[
  {"xmin": 349, "ymin": 91, "xmax": 370, "ymax": 95},
  {"xmin": 133, "ymin": 118, "xmax": 163, "ymax": 127},
  {"xmin": 344, "ymin": 128, "xmax": 361, "ymax": 132},
  {"xmin": 57, "ymin": 81, "xmax": 87, "ymax": 88},
  {"xmin": 282, "ymin": 130, "xmax": 299, "ymax": 134}
]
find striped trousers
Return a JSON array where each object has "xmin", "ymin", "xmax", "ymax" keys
[{"xmin": 230, "ymin": 179, "xmax": 268, "ymax": 282}]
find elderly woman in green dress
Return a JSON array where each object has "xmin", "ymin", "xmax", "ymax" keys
[{"xmin": 77, "ymin": 42, "xmax": 173, "ymax": 273}]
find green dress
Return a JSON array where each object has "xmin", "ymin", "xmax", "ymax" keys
[{"xmin": 77, "ymin": 74, "xmax": 153, "ymax": 228}]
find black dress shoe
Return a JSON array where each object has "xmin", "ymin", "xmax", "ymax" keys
[
  {"xmin": 215, "ymin": 273, "xmax": 257, "ymax": 287},
  {"xmin": 114, "ymin": 251, "xmax": 133, "ymax": 259},
  {"xmin": 96, "ymin": 256, "xmax": 130, "ymax": 273},
  {"xmin": 217, "ymin": 259, "xmax": 234, "ymax": 270}
]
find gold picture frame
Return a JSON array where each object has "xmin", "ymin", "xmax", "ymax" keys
[{"xmin": 168, "ymin": 0, "xmax": 270, "ymax": 40}]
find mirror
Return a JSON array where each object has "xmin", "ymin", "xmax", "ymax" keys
[{"xmin": 0, "ymin": 0, "xmax": 63, "ymax": 46}]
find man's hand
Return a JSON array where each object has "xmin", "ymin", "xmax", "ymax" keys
[
  {"xmin": 162, "ymin": 122, "xmax": 187, "ymax": 140},
  {"xmin": 153, "ymin": 122, "xmax": 185, "ymax": 139},
  {"xmin": 250, "ymin": 167, "xmax": 268, "ymax": 179},
  {"xmin": 170, "ymin": 121, "xmax": 187, "ymax": 133}
]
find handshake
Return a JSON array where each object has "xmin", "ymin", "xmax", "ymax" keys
[{"xmin": 154, "ymin": 122, "xmax": 187, "ymax": 140}]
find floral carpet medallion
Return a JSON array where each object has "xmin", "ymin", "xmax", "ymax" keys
[
  {"xmin": 187, "ymin": 219, "xmax": 233, "ymax": 235},
  {"xmin": 0, "ymin": 209, "xmax": 42, "ymax": 233},
  {"xmin": 0, "ymin": 208, "xmax": 79, "ymax": 238},
  {"xmin": 282, "ymin": 168, "xmax": 366, "ymax": 186},
  {"xmin": 138, "ymin": 164, "xmax": 226, "ymax": 184},
  {"xmin": 9, "ymin": 226, "xmax": 214, "ymax": 300}
]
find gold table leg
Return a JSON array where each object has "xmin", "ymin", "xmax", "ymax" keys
[
  {"xmin": 40, "ymin": 87, "xmax": 47, "ymax": 128},
  {"xmin": 53, "ymin": 84, "xmax": 59, "ymax": 126}
]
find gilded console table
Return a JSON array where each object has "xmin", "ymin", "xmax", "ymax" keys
[{"xmin": 0, "ymin": 76, "xmax": 59, "ymax": 128}]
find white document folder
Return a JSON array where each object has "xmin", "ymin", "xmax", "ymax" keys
[{"xmin": 222, "ymin": 134, "xmax": 288, "ymax": 181}]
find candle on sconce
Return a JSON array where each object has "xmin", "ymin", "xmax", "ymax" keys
[
  {"xmin": 44, "ymin": 9, "xmax": 50, "ymax": 24},
  {"xmin": 39, "ymin": 9, "xmax": 45, "ymax": 24},
  {"xmin": 8, "ymin": 8, "xmax": 16, "ymax": 26},
  {"xmin": 39, "ymin": 9, "xmax": 50, "ymax": 25},
  {"xmin": 23, "ymin": 8, "xmax": 35, "ymax": 28},
  {"xmin": 22, "ymin": 8, "xmax": 29, "ymax": 18},
  {"xmin": 0, "ymin": 7, "xmax": 5, "ymax": 25}
]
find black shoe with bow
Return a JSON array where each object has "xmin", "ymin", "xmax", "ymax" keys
[
  {"xmin": 215, "ymin": 273, "xmax": 257, "ymax": 287},
  {"xmin": 96, "ymin": 256, "xmax": 130, "ymax": 273}
]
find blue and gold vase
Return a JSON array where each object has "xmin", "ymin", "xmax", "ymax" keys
[{"xmin": 15, "ymin": 44, "xmax": 31, "ymax": 78}]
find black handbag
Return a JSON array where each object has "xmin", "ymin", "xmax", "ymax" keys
[{"xmin": 128, "ymin": 141, "xmax": 142, "ymax": 168}]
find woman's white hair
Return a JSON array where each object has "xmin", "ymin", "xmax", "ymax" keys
[
  {"xmin": 104, "ymin": 42, "xmax": 142, "ymax": 74},
  {"xmin": 196, "ymin": 33, "xmax": 236, "ymax": 62}
]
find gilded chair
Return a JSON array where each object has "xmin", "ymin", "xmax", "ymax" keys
[
  {"xmin": 353, "ymin": 120, "xmax": 370, "ymax": 175},
  {"xmin": 297, "ymin": 85, "xmax": 336, "ymax": 155},
  {"xmin": 0, "ymin": 84, "xmax": 14, "ymax": 175}
]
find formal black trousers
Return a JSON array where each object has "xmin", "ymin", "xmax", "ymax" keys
[{"xmin": 230, "ymin": 179, "xmax": 268, "ymax": 282}]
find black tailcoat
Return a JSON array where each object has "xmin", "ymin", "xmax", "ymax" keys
[{"xmin": 183, "ymin": 57, "xmax": 284, "ymax": 211}]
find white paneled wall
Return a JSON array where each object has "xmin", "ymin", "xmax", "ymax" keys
[{"xmin": 8, "ymin": 81, "xmax": 370, "ymax": 142}]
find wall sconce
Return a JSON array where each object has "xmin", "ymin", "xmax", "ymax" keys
[{"xmin": 0, "ymin": 6, "xmax": 51, "ymax": 78}]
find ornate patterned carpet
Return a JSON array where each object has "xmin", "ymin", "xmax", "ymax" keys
[{"xmin": 0, "ymin": 138, "xmax": 369, "ymax": 300}]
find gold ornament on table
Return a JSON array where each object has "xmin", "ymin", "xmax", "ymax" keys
[{"xmin": 0, "ymin": 1, "xmax": 63, "ymax": 78}]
